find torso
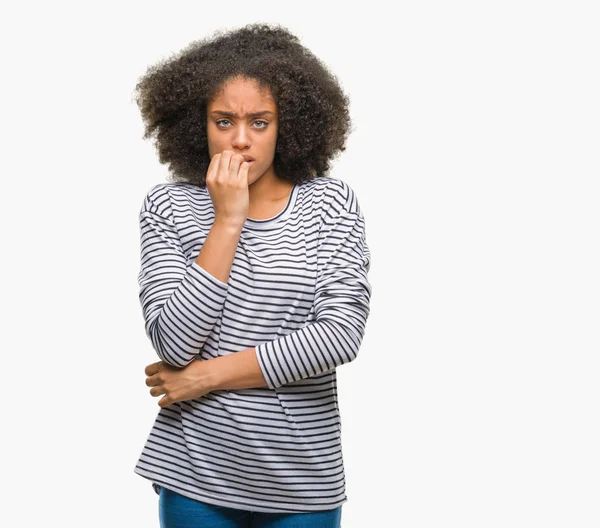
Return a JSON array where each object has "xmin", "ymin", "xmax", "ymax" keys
[{"xmin": 135, "ymin": 177, "xmax": 366, "ymax": 512}]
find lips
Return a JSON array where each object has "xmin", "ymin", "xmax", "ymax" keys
[{"xmin": 242, "ymin": 156, "xmax": 255, "ymax": 163}]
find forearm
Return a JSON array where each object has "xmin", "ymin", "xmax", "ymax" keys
[
  {"xmin": 196, "ymin": 217, "xmax": 243, "ymax": 283},
  {"xmin": 145, "ymin": 260, "xmax": 229, "ymax": 368},
  {"xmin": 255, "ymin": 316, "xmax": 367, "ymax": 389},
  {"xmin": 139, "ymin": 206, "xmax": 238, "ymax": 368},
  {"xmin": 147, "ymin": 218, "xmax": 244, "ymax": 367},
  {"xmin": 207, "ymin": 348, "xmax": 269, "ymax": 391}
]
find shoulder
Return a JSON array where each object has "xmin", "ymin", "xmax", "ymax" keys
[
  {"xmin": 140, "ymin": 182, "xmax": 207, "ymax": 217},
  {"xmin": 300, "ymin": 176, "xmax": 363, "ymax": 217}
]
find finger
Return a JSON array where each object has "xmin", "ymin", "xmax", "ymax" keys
[
  {"xmin": 217, "ymin": 150, "xmax": 234, "ymax": 181},
  {"xmin": 158, "ymin": 396, "xmax": 172, "ymax": 408},
  {"xmin": 206, "ymin": 153, "xmax": 221, "ymax": 183},
  {"xmin": 145, "ymin": 374, "xmax": 159, "ymax": 387},
  {"xmin": 145, "ymin": 362, "xmax": 161, "ymax": 376},
  {"xmin": 149, "ymin": 386, "xmax": 166, "ymax": 397},
  {"xmin": 229, "ymin": 154, "xmax": 244, "ymax": 179},
  {"xmin": 238, "ymin": 160, "xmax": 249, "ymax": 183}
]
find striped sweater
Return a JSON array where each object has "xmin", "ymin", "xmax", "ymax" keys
[{"xmin": 134, "ymin": 176, "xmax": 372, "ymax": 513}]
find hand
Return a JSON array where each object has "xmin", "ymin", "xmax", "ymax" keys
[
  {"xmin": 206, "ymin": 150, "xmax": 250, "ymax": 226},
  {"xmin": 145, "ymin": 360, "xmax": 213, "ymax": 408}
]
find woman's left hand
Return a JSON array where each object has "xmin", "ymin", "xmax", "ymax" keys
[{"xmin": 145, "ymin": 360, "xmax": 213, "ymax": 408}]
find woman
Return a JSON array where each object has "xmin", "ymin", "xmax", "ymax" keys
[{"xmin": 134, "ymin": 22, "xmax": 372, "ymax": 528}]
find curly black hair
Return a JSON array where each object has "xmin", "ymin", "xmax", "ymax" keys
[{"xmin": 133, "ymin": 23, "xmax": 352, "ymax": 187}]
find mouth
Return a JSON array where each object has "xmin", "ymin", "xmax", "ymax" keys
[{"xmin": 243, "ymin": 156, "xmax": 255, "ymax": 163}]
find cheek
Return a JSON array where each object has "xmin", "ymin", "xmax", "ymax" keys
[
  {"xmin": 271, "ymin": 129, "xmax": 279, "ymax": 151},
  {"xmin": 264, "ymin": 130, "xmax": 277, "ymax": 152},
  {"xmin": 206, "ymin": 134, "xmax": 225, "ymax": 157},
  {"xmin": 206, "ymin": 127, "xmax": 213, "ymax": 153},
  {"xmin": 206, "ymin": 123, "xmax": 221, "ymax": 142}
]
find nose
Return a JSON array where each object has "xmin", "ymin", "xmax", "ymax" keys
[{"xmin": 231, "ymin": 124, "xmax": 251, "ymax": 150}]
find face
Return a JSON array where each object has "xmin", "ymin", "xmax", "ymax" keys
[{"xmin": 206, "ymin": 76, "xmax": 278, "ymax": 186}]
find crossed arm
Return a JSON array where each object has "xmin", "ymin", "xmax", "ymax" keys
[
  {"xmin": 138, "ymin": 183, "xmax": 371, "ymax": 408},
  {"xmin": 144, "ymin": 347, "xmax": 268, "ymax": 408},
  {"xmin": 140, "ymin": 201, "xmax": 269, "ymax": 407}
]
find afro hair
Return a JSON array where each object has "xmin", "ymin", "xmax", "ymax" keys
[{"xmin": 134, "ymin": 22, "xmax": 352, "ymax": 187}]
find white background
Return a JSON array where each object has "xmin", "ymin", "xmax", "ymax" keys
[{"xmin": 2, "ymin": 1, "xmax": 598, "ymax": 526}]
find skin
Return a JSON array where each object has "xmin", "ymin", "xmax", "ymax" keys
[
  {"xmin": 144, "ymin": 77, "xmax": 295, "ymax": 407},
  {"xmin": 206, "ymin": 74, "xmax": 293, "ymax": 215}
]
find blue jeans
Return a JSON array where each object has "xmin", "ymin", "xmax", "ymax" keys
[{"xmin": 156, "ymin": 485, "xmax": 343, "ymax": 528}]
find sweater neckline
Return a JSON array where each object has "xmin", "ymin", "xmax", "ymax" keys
[{"xmin": 244, "ymin": 184, "xmax": 298, "ymax": 230}]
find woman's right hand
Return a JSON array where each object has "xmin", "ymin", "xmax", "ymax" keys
[{"xmin": 206, "ymin": 150, "xmax": 250, "ymax": 227}]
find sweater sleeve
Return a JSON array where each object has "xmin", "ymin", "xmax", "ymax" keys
[
  {"xmin": 137, "ymin": 187, "xmax": 229, "ymax": 367},
  {"xmin": 255, "ymin": 182, "xmax": 372, "ymax": 389}
]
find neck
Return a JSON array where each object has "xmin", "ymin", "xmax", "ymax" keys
[{"xmin": 248, "ymin": 167, "xmax": 293, "ymax": 204}]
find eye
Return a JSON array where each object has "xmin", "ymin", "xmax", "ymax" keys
[{"xmin": 214, "ymin": 119, "xmax": 269, "ymax": 129}]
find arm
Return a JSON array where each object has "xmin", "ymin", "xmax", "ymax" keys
[
  {"xmin": 145, "ymin": 183, "xmax": 371, "ymax": 404},
  {"xmin": 145, "ymin": 347, "xmax": 267, "ymax": 408},
  {"xmin": 138, "ymin": 189, "xmax": 241, "ymax": 368},
  {"xmin": 207, "ymin": 183, "xmax": 372, "ymax": 391},
  {"xmin": 207, "ymin": 347, "xmax": 268, "ymax": 390}
]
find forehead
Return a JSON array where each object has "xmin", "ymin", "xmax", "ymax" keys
[{"xmin": 208, "ymin": 77, "xmax": 276, "ymax": 110}]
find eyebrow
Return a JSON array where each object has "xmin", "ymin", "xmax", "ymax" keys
[{"xmin": 210, "ymin": 110, "xmax": 275, "ymax": 118}]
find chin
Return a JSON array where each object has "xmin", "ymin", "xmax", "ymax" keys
[{"xmin": 247, "ymin": 172, "xmax": 263, "ymax": 186}]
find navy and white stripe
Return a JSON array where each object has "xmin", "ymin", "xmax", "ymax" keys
[{"xmin": 134, "ymin": 176, "xmax": 372, "ymax": 513}]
